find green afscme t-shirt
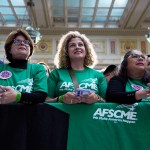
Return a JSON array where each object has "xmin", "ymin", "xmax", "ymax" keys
[
  {"xmin": 47, "ymin": 67, "xmax": 107, "ymax": 99},
  {"xmin": 126, "ymin": 79, "xmax": 150, "ymax": 101},
  {"xmin": 0, "ymin": 63, "xmax": 47, "ymax": 93}
]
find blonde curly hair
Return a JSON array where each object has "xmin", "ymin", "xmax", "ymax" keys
[{"xmin": 54, "ymin": 31, "xmax": 97, "ymax": 68}]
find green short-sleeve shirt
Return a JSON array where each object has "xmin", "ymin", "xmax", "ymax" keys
[
  {"xmin": 47, "ymin": 67, "xmax": 107, "ymax": 99},
  {"xmin": 0, "ymin": 63, "xmax": 47, "ymax": 93}
]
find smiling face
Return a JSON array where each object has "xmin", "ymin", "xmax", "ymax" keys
[
  {"xmin": 67, "ymin": 37, "xmax": 86, "ymax": 61},
  {"xmin": 127, "ymin": 50, "xmax": 147, "ymax": 73},
  {"xmin": 10, "ymin": 35, "xmax": 30, "ymax": 60}
]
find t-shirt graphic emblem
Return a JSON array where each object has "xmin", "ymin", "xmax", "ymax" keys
[
  {"xmin": 0, "ymin": 71, "xmax": 12, "ymax": 79},
  {"xmin": 131, "ymin": 84, "xmax": 143, "ymax": 91}
]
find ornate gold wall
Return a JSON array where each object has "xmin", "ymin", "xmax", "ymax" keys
[{"xmin": 0, "ymin": 35, "xmax": 149, "ymax": 70}]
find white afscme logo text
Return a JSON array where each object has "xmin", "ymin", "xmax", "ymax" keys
[{"xmin": 93, "ymin": 104, "xmax": 138, "ymax": 124}]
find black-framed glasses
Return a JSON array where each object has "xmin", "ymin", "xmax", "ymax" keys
[
  {"xmin": 13, "ymin": 39, "xmax": 30, "ymax": 46},
  {"xmin": 130, "ymin": 54, "xmax": 146, "ymax": 60}
]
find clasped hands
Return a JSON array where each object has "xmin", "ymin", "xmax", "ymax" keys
[
  {"xmin": 0, "ymin": 86, "xmax": 17, "ymax": 104},
  {"xmin": 62, "ymin": 92, "xmax": 98, "ymax": 104}
]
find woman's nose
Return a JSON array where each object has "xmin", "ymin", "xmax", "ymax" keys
[
  {"xmin": 75, "ymin": 44, "xmax": 80, "ymax": 48},
  {"xmin": 138, "ymin": 56, "xmax": 144, "ymax": 60}
]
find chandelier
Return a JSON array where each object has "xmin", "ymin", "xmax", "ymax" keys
[
  {"xmin": 145, "ymin": 27, "xmax": 150, "ymax": 43},
  {"xmin": 25, "ymin": 26, "xmax": 42, "ymax": 43},
  {"xmin": 25, "ymin": 0, "xmax": 42, "ymax": 43}
]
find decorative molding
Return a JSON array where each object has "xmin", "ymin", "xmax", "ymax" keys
[{"xmin": 0, "ymin": 27, "xmax": 148, "ymax": 36}]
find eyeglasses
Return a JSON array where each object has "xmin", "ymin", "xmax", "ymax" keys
[
  {"xmin": 130, "ymin": 54, "xmax": 146, "ymax": 60},
  {"xmin": 13, "ymin": 39, "xmax": 30, "ymax": 46}
]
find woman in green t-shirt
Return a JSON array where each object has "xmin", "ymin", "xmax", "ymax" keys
[
  {"xmin": 0, "ymin": 29, "xmax": 47, "ymax": 104},
  {"xmin": 46, "ymin": 31, "xmax": 107, "ymax": 104},
  {"xmin": 106, "ymin": 49, "xmax": 150, "ymax": 104}
]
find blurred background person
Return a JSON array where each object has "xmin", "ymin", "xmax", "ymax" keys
[
  {"xmin": 0, "ymin": 29, "xmax": 47, "ymax": 104},
  {"xmin": 103, "ymin": 64, "xmax": 118, "ymax": 83},
  {"xmin": 38, "ymin": 62, "xmax": 51, "ymax": 78},
  {"xmin": 46, "ymin": 31, "xmax": 107, "ymax": 104},
  {"xmin": 106, "ymin": 49, "xmax": 150, "ymax": 104}
]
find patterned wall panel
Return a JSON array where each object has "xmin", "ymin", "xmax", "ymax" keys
[
  {"xmin": 91, "ymin": 40, "xmax": 106, "ymax": 54},
  {"xmin": 140, "ymin": 40, "xmax": 147, "ymax": 54},
  {"xmin": 0, "ymin": 35, "xmax": 149, "ymax": 70},
  {"xmin": 119, "ymin": 40, "xmax": 137, "ymax": 54},
  {"xmin": 35, "ymin": 40, "xmax": 52, "ymax": 54},
  {"xmin": 31, "ymin": 58, "xmax": 49, "ymax": 64},
  {"xmin": 110, "ymin": 40, "xmax": 116, "ymax": 54}
]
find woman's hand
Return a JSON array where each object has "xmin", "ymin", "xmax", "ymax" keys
[
  {"xmin": 63, "ymin": 92, "xmax": 81, "ymax": 104},
  {"xmin": 45, "ymin": 92, "xmax": 102, "ymax": 104},
  {"xmin": 45, "ymin": 92, "xmax": 81, "ymax": 104},
  {"xmin": 0, "ymin": 86, "xmax": 17, "ymax": 104},
  {"xmin": 80, "ymin": 92, "xmax": 99, "ymax": 104},
  {"xmin": 135, "ymin": 83, "xmax": 150, "ymax": 100},
  {"xmin": 147, "ymin": 83, "xmax": 150, "ymax": 90}
]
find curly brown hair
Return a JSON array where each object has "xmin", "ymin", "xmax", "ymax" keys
[
  {"xmin": 4, "ymin": 28, "xmax": 34, "ymax": 62},
  {"xmin": 54, "ymin": 31, "xmax": 97, "ymax": 68}
]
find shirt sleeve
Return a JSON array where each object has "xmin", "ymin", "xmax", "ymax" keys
[
  {"xmin": 20, "ymin": 91, "xmax": 47, "ymax": 104},
  {"xmin": 98, "ymin": 72, "xmax": 108, "ymax": 99},
  {"xmin": 19, "ymin": 64, "xmax": 48, "ymax": 104},
  {"xmin": 106, "ymin": 76, "xmax": 140, "ymax": 104},
  {"xmin": 32, "ymin": 64, "xmax": 48, "ymax": 93},
  {"xmin": 47, "ymin": 69, "xmax": 58, "ymax": 98}
]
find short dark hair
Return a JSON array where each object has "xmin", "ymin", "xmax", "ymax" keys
[
  {"xmin": 119, "ymin": 50, "xmax": 133, "ymax": 77},
  {"xmin": 103, "ymin": 65, "xmax": 117, "ymax": 75},
  {"xmin": 4, "ymin": 28, "xmax": 34, "ymax": 62},
  {"xmin": 147, "ymin": 55, "xmax": 150, "ymax": 58}
]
